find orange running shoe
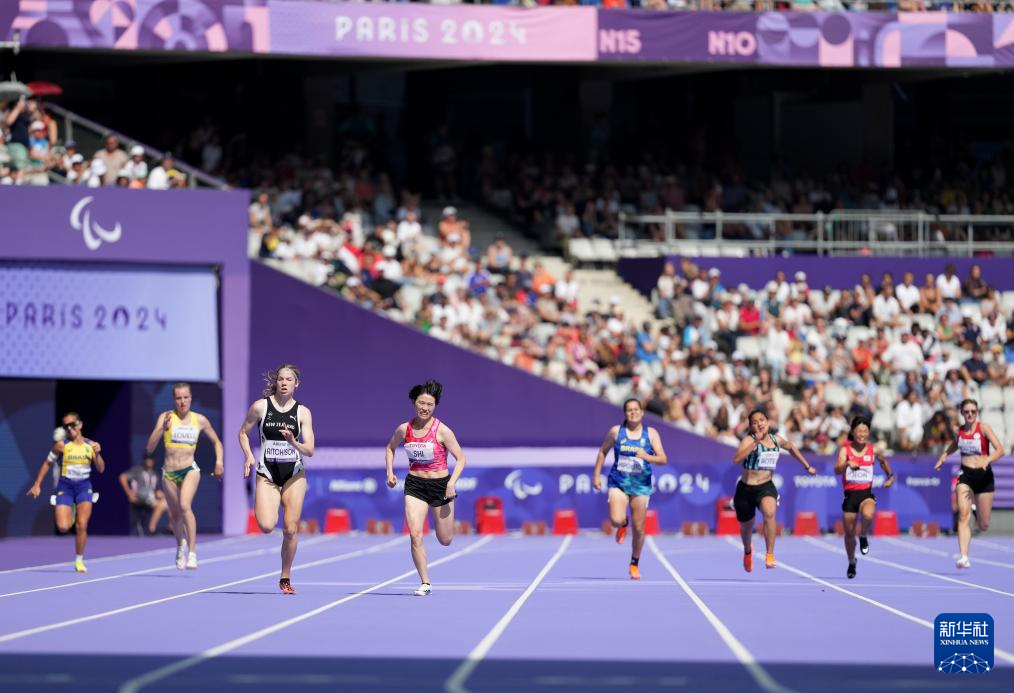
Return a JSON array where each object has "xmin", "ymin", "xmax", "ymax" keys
[
  {"xmin": 743, "ymin": 551, "xmax": 753, "ymax": 573},
  {"xmin": 615, "ymin": 524, "xmax": 627, "ymax": 544},
  {"xmin": 765, "ymin": 553, "xmax": 776, "ymax": 569},
  {"xmin": 629, "ymin": 563, "xmax": 640, "ymax": 580},
  {"xmin": 279, "ymin": 578, "xmax": 297, "ymax": 595}
]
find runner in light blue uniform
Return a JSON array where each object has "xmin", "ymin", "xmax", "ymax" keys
[{"xmin": 593, "ymin": 398, "xmax": 668, "ymax": 580}]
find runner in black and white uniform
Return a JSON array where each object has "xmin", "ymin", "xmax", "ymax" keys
[{"xmin": 239, "ymin": 364, "xmax": 315, "ymax": 594}]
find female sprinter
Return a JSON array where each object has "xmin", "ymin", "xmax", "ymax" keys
[
  {"xmin": 385, "ymin": 379, "xmax": 467, "ymax": 596},
  {"xmin": 27, "ymin": 412, "xmax": 105, "ymax": 572},
  {"xmin": 732, "ymin": 409, "xmax": 816, "ymax": 571},
  {"xmin": 834, "ymin": 416, "xmax": 894, "ymax": 579},
  {"xmin": 592, "ymin": 398, "xmax": 668, "ymax": 579},
  {"xmin": 934, "ymin": 399, "xmax": 1002, "ymax": 568},
  {"xmin": 239, "ymin": 365, "xmax": 315, "ymax": 594},
  {"xmin": 144, "ymin": 382, "xmax": 224, "ymax": 569}
]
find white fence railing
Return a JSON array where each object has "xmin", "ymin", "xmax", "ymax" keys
[{"xmin": 617, "ymin": 210, "xmax": 1014, "ymax": 257}]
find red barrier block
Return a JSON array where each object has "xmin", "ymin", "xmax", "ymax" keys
[
  {"xmin": 874, "ymin": 510, "xmax": 899, "ymax": 536},
  {"xmin": 245, "ymin": 509, "xmax": 261, "ymax": 534},
  {"xmin": 477, "ymin": 508, "xmax": 506, "ymax": 535},
  {"xmin": 926, "ymin": 521, "xmax": 940, "ymax": 537},
  {"xmin": 323, "ymin": 508, "xmax": 351, "ymax": 534},
  {"xmin": 793, "ymin": 511, "xmax": 820, "ymax": 536},
  {"xmin": 402, "ymin": 515, "xmax": 431, "ymax": 534},
  {"xmin": 553, "ymin": 509, "xmax": 579, "ymax": 535},
  {"xmin": 716, "ymin": 510, "xmax": 740, "ymax": 535},
  {"xmin": 644, "ymin": 509, "xmax": 660, "ymax": 535}
]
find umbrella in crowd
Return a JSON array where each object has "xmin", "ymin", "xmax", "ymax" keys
[
  {"xmin": 0, "ymin": 80, "xmax": 32, "ymax": 102},
  {"xmin": 27, "ymin": 81, "xmax": 63, "ymax": 97}
]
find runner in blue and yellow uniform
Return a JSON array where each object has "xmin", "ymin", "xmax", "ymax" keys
[
  {"xmin": 145, "ymin": 382, "xmax": 224, "ymax": 570},
  {"xmin": 27, "ymin": 412, "xmax": 105, "ymax": 573},
  {"xmin": 732, "ymin": 409, "xmax": 815, "ymax": 572},
  {"xmin": 593, "ymin": 398, "xmax": 668, "ymax": 580}
]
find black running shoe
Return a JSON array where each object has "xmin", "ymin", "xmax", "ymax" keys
[
  {"xmin": 847, "ymin": 561, "xmax": 857, "ymax": 579},
  {"xmin": 859, "ymin": 536, "xmax": 869, "ymax": 555}
]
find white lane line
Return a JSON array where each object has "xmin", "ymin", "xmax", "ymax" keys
[
  {"xmin": 647, "ymin": 537, "xmax": 799, "ymax": 693},
  {"xmin": 0, "ymin": 535, "xmax": 250, "ymax": 575},
  {"xmin": 881, "ymin": 537, "xmax": 1014, "ymax": 571},
  {"xmin": 117, "ymin": 535, "xmax": 495, "ymax": 693},
  {"xmin": 724, "ymin": 537, "xmax": 1014, "ymax": 666},
  {"xmin": 445, "ymin": 535, "xmax": 572, "ymax": 693},
  {"xmin": 0, "ymin": 536, "xmax": 406, "ymax": 644},
  {"xmin": 974, "ymin": 538, "xmax": 1014, "ymax": 554},
  {"xmin": 0, "ymin": 535, "xmax": 334, "ymax": 599},
  {"xmin": 804, "ymin": 536, "xmax": 1014, "ymax": 598}
]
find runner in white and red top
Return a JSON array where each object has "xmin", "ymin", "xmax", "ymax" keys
[
  {"xmin": 934, "ymin": 399, "xmax": 1002, "ymax": 569},
  {"xmin": 834, "ymin": 416, "xmax": 894, "ymax": 579},
  {"xmin": 385, "ymin": 379, "xmax": 468, "ymax": 596}
]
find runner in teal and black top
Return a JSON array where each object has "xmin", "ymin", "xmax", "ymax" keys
[
  {"xmin": 593, "ymin": 399, "xmax": 668, "ymax": 580},
  {"xmin": 732, "ymin": 409, "xmax": 815, "ymax": 573}
]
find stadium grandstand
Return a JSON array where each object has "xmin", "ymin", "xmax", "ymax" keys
[{"xmin": 2, "ymin": 2, "xmax": 1014, "ymax": 691}]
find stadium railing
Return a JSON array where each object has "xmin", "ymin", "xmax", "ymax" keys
[
  {"xmin": 614, "ymin": 210, "xmax": 1014, "ymax": 258},
  {"xmin": 44, "ymin": 102, "xmax": 228, "ymax": 190}
]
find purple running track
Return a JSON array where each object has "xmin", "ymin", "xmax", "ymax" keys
[{"xmin": 0, "ymin": 533, "xmax": 1011, "ymax": 692}]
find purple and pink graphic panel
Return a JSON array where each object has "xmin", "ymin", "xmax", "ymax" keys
[
  {"xmin": 600, "ymin": 10, "xmax": 1013, "ymax": 67},
  {"xmin": 4, "ymin": 4, "xmax": 1014, "ymax": 67}
]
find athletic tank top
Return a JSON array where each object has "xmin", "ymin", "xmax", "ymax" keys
[
  {"xmin": 611, "ymin": 425, "xmax": 654, "ymax": 477},
  {"xmin": 957, "ymin": 422, "xmax": 989, "ymax": 457},
  {"xmin": 60, "ymin": 440, "xmax": 95, "ymax": 481},
  {"xmin": 743, "ymin": 434, "xmax": 780, "ymax": 471},
  {"xmin": 164, "ymin": 411, "xmax": 200, "ymax": 450},
  {"xmin": 259, "ymin": 397, "xmax": 301, "ymax": 467},
  {"xmin": 404, "ymin": 418, "xmax": 448, "ymax": 473},
  {"xmin": 842, "ymin": 443, "xmax": 874, "ymax": 491}
]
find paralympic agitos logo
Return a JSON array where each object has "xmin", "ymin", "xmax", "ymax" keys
[{"xmin": 70, "ymin": 196, "xmax": 123, "ymax": 251}]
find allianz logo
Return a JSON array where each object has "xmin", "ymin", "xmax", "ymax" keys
[{"xmin": 70, "ymin": 196, "xmax": 123, "ymax": 251}]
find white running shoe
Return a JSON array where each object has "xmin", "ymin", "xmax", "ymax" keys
[
  {"xmin": 956, "ymin": 556, "xmax": 971, "ymax": 569},
  {"xmin": 414, "ymin": 583, "xmax": 432, "ymax": 596},
  {"xmin": 175, "ymin": 545, "xmax": 186, "ymax": 570},
  {"xmin": 186, "ymin": 552, "xmax": 198, "ymax": 570}
]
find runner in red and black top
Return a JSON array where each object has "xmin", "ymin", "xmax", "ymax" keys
[
  {"xmin": 934, "ymin": 399, "xmax": 1002, "ymax": 569},
  {"xmin": 834, "ymin": 416, "xmax": 894, "ymax": 579}
]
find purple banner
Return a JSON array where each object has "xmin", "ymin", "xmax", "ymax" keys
[
  {"xmin": 1, "ymin": 185, "xmax": 251, "ymax": 535},
  {"xmin": 5, "ymin": 4, "xmax": 1014, "ymax": 68},
  {"xmin": 618, "ymin": 255, "xmax": 1014, "ymax": 300},
  {"xmin": 599, "ymin": 10, "xmax": 1014, "ymax": 68},
  {"xmin": 301, "ymin": 457, "xmax": 952, "ymax": 532},
  {"xmin": 3, "ymin": 1, "xmax": 595, "ymax": 62}
]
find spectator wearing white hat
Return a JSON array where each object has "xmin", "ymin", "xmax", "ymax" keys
[
  {"xmin": 83, "ymin": 158, "xmax": 107, "ymax": 188},
  {"xmin": 93, "ymin": 133, "xmax": 128, "ymax": 185},
  {"xmin": 66, "ymin": 153, "xmax": 86, "ymax": 184},
  {"xmin": 791, "ymin": 271, "xmax": 809, "ymax": 300},
  {"xmin": 121, "ymin": 144, "xmax": 148, "ymax": 182}
]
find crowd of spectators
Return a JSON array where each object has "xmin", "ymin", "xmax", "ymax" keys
[
  {"xmin": 1, "ymin": 95, "xmax": 190, "ymax": 188},
  {"xmin": 478, "ymin": 1, "xmax": 1008, "ymax": 10},
  {"xmin": 655, "ymin": 259, "xmax": 1014, "ymax": 453},
  {"xmin": 474, "ymin": 144, "xmax": 1014, "ymax": 251}
]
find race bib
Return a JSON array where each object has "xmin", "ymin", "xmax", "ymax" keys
[
  {"xmin": 263, "ymin": 439, "xmax": 298, "ymax": 463},
  {"xmin": 757, "ymin": 450, "xmax": 780, "ymax": 470},
  {"xmin": 405, "ymin": 441, "xmax": 435, "ymax": 462},
  {"xmin": 616, "ymin": 455, "xmax": 643, "ymax": 474},
  {"xmin": 958, "ymin": 438, "xmax": 981, "ymax": 456},
  {"xmin": 845, "ymin": 466, "xmax": 874, "ymax": 483},
  {"xmin": 171, "ymin": 425, "xmax": 199, "ymax": 446}
]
